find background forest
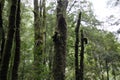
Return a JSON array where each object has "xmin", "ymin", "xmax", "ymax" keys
[{"xmin": 0, "ymin": 0, "xmax": 120, "ymax": 80}]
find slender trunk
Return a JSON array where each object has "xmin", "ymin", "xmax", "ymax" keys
[
  {"xmin": 0, "ymin": 0, "xmax": 5, "ymax": 66},
  {"xmin": 53, "ymin": 0, "xmax": 68, "ymax": 80},
  {"xmin": 12, "ymin": 0, "xmax": 21, "ymax": 80},
  {"xmin": 42, "ymin": 0, "xmax": 46, "ymax": 65},
  {"xmin": 7, "ymin": 42, "xmax": 16, "ymax": 80},
  {"xmin": 0, "ymin": 0, "xmax": 18, "ymax": 79},
  {"xmin": 75, "ymin": 12, "xmax": 81, "ymax": 80},
  {"xmin": 79, "ymin": 30, "xmax": 84, "ymax": 80}
]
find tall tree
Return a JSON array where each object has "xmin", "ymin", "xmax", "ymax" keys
[
  {"xmin": 75, "ymin": 12, "xmax": 81, "ymax": 80},
  {"xmin": 0, "ymin": 0, "xmax": 18, "ymax": 79},
  {"xmin": 33, "ymin": 0, "xmax": 46, "ymax": 79},
  {"xmin": 12, "ymin": 0, "xmax": 21, "ymax": 79},
  {"xmin": 52, "ymin": 0, "xmax": 68, "ymax": 80},
  {"xmin": 79, "ymin": 30, "xmax": 87, "ymax": 80},
  {"xmin": 33, "ymin": 0, "xmax": 41, "ymax": 79}
]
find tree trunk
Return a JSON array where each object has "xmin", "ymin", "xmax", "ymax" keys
[
  {"xmin": 0, "ymin": 0, "xmax": 5, "ymax": 67},
  {"xmin": 42, "ymin": 0, "xmax": 46, "ymax": 65},
  {"xmin": 79, "ymin": 30, "xmax": 84, "ymax": 80},
  {"xmin": 33, "ymin": 0, "xmax": 41, "ymax": 79},
  {"xmin": 53, "ymin": 0, "xmax": 68, "ymax": 80},
  {"xmin": 33, "ymin": 0, "xmax": 46, "ymax": 79},
  {"xmin": 0, "ymin": 0, "xmax": 18, "ymax": 79},
  {"xmin": 12, "ymin": 0, "xmax": 21, "ymax": 80},
  {"xmin": 75, "ymin": 12, "xmax": 81, "ymax": 80}
]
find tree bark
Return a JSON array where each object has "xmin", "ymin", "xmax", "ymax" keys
[
  {"xmin": 34, "ymin": 0, "xmax": 46, "ymax": 79},
  {"xmin": 0, "ymin": 0, "xmax": 5, "ymax": 67},
  {"xmin": 33, "ymin": 0, "xmax": 45, "ymax": 79},
  {"xmin": 75, "ymin": 12, "xmax": 81, "ymax": 80},
  {"xmin": 53, "ymin": 0, "xmax": 68, "ymax": 80},
  {"xmin": 42, "ymin": 0, "xmax": 46, "ymax": 65},
  {"xmin": 12, "ymin": 0, "xmax": 21, "ymax": 80},
  {"xmin": 33, "ymin": 0, "xmax": 41, "ymax": 79},
  {"xmin": 0, "ymin": 0, "xmax": 18, "ymax": 79},
  {"xmin": 79, "ymin": 30, "xmax": 84, "ymax": 80}
]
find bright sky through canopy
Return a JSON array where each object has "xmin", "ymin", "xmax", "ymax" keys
[
  {"xmin": 90, "ymin": 0, "xmax": 109, "ymax": 20},
  {"xmin": 89, "ymin": 0, "xmax": 120, "ymax": 32}
]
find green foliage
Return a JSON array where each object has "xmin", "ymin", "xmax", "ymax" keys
[{"xmin": 1, "ymin": 0, "xmax": 120, "ymax": 80}]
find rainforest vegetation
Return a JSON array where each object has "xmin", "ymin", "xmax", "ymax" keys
[{"xmin": 0, "ymin": 0, "xmax": 120, "ymax": 80}]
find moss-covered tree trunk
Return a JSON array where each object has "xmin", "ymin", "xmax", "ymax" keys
[
  {"xmin": 53, "ymin": 0, "xmax": 68, "ymax": 80},
  {"xmin": 33, "ymin": 0, "xmax": 46, "ymax": 79},
  {"xmin": 0, "ymin": 0, "xmax": 18, "ymax": 79},
  {"xmin": 33, "ymin": 0, "xmax": 41, "ymax": 79},
  {"xmin": 75, "ymin": 12, "xmax": 81, "ymax": 80},
  {"xmin": 12, "ymin": 0, "xmax": 21, "ymax": 80}
]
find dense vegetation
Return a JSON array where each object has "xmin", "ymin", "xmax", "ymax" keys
[{"xmin": 0, "ymin": 0, "xmax": 120, "ymax": 80}]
